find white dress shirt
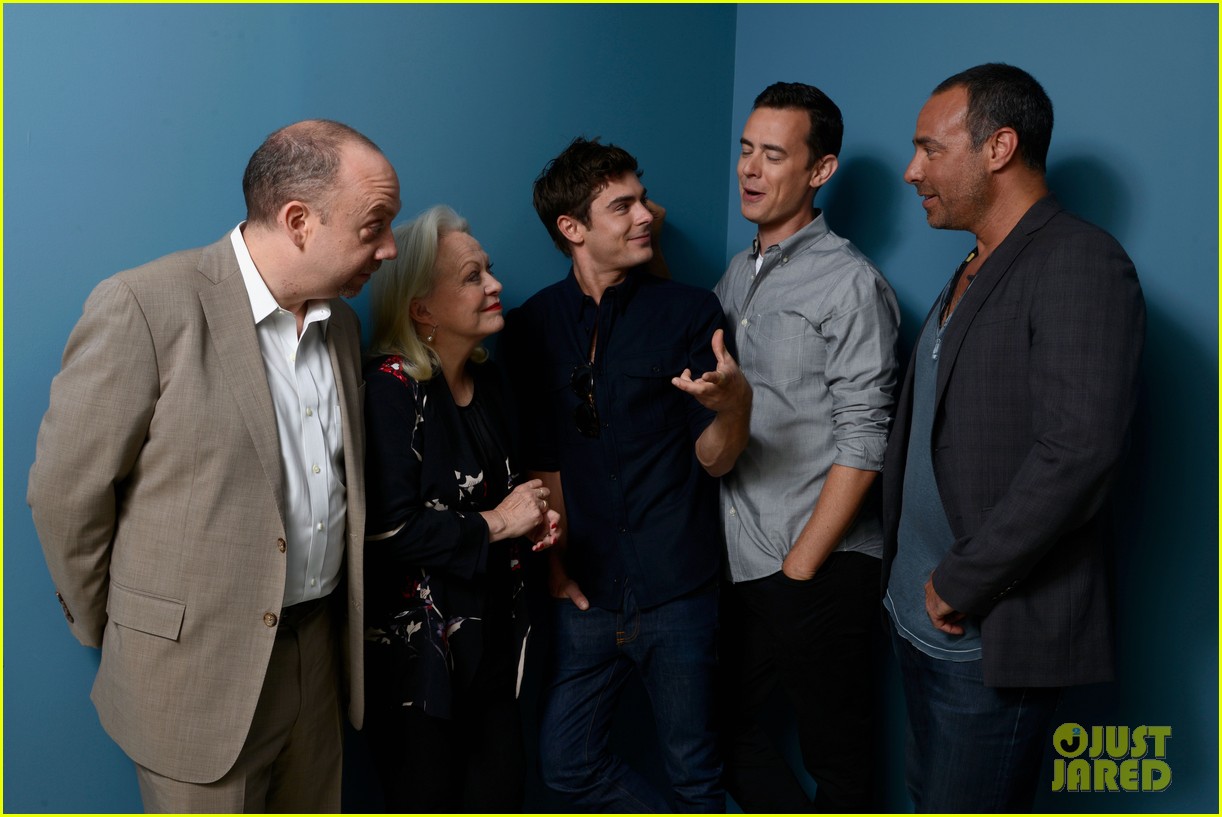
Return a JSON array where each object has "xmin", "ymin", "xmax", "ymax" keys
[{"xmin": 231, "ymin": 225, "xmax": 346, "ymax": 607}]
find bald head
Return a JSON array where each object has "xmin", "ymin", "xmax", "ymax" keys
[{"xmin": 242, "ymin": 119, "xmax": 383, "ymax": 227}]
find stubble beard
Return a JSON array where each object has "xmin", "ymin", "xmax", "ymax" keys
[{"xmin": 931, "ymin": 168, "xmax": 991, "ymax": 233}]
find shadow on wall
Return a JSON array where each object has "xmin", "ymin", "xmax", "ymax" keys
[
  {"xmin": 1032, "ymin": 293, "xmax": 1220, "ymax": 811},
  {"xmin": 826, "ymin": 151, "xmax": 1135, "ymax": 262},
  {"xmin": 821, "ymin": 155, "xmax": 905, "ymax": 267},
  {"xmin": 1047, "ymin": 154, "xmax": 1134, "ymax": 244},
  {"xmin": 822, "ymin": 151, "xmax": 1140, "ymax": 359},
  {"xmin": 819, "ymin": 155, "xmax": 933, "ymax": 357},
  {"xmin": 663, "ymin": 221, "xmax": 729, "ymax": 289}
]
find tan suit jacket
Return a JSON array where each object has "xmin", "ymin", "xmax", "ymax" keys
[{"xmin": 28, "ymin": 235, "xmax": 365, "ymax": 783}]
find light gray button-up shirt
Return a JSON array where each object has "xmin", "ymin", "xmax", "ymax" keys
[{"xmin": 715, "ymin": 214, "xmax": 899, "ymax": 582}]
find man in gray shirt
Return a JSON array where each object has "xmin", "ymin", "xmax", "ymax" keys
[{"xmin": 714, "ymin": 82, "xmax": 898, "ymax": 812}]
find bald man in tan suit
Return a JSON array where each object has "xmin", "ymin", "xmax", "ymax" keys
[{"xmin": 28, "ymin": 120, "xmax": 401, "ymax": 812}]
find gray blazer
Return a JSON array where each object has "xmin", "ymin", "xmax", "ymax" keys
[
  {"xmin": 882, "ymin": 196, "xmax": 1145, "ymax": 688},
  {"xmin": 28, "ymin": 235, "xmax": 366, "ymax": 782}
]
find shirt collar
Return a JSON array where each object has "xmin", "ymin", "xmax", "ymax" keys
[
  {"xmin": 751, "ymin": 209, "xmax": 831, "ymax": 261},
  {"xmin": 560, "ymin": 266, "xmax": 643, "ymax": 317},
  {"xmin": 230, "ymin": 223, "xmax": 331, "ymax": 331}
]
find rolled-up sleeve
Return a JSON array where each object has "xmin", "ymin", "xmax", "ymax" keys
[{"xmin": 823, "ymin": 266, "xmax": 900, "ymax": 472}]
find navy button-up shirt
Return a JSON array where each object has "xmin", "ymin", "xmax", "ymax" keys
[{"xmin": 501, "ymin": 270, "xmax": 725, "ymax": 609}]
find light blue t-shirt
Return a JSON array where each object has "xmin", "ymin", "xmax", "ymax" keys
[{"xmin": 884, "ymin": 298, "xmax": 982, "ymax": 661}]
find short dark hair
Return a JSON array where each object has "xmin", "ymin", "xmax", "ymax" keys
[
  {"xmin": 532, "ymin": 137, "xmax": 642, "ymax": 257},
  {"xmin": 242, "ymin": 119, "xmax": 381, "ymax": 226},
  {"xmin": 933, "ymin": 63, "xmax": 1054, "ymax": 172},
  {"xmin": 752, "ymin": 81, "xmax": 844, "ymax": 166}
]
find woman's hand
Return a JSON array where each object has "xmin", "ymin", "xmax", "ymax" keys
[
  {"xmin": 481, "ymin": 479, "xmax": 558, "ymax": 544},
  {"xmin": 530, "ymin": 508, "xmax": 562, "ymax": 552}
]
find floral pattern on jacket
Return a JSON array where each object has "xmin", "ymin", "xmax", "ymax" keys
[{"xmin": 363, "ymin": 356, "xmax": 527, "ymax": 719}]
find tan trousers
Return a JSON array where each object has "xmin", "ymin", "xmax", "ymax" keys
[{"xmin": 135, "ymin": 600, "xmax": 343, "ymax": 813}]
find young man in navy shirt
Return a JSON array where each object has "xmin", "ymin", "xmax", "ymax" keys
[{"xmin": 502, "ymin": 137, "xmax": 751, "ymax": 811}]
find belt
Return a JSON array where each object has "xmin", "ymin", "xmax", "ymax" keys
[{"xmin": 276, "ymin": 594, "xmax": 329, "ymax": 635}]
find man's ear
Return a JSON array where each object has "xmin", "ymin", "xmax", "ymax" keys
[
  {"xmin": 987, "ymin": 127, "xmax": 1021, "ymax": 171},
  {"xmin": 809, "ymin": 154, "xmax": 839, "ymax": 190},
  {"xmin": 281, "ymin": 201, "xmax": 310, "ymax": 249},
  {"xmin": 557, "ymin": 214, "xmax": 584, "ymax": 247}
]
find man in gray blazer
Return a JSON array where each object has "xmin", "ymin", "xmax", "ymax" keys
[
  {"xmin": 28, "ymin": 119, "xmax": 400, "ymax": 811},
  {"xmin": 882, "ymin": 64, "xmax": 1144, "ymax": 811}
]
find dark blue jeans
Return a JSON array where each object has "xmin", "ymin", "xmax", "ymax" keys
[
  {"xmin": 890, "ymin": 621, "xmax": 1062, "ymax": 812},
  {"xmin": 538, "ymin": 583, "xmax": 723, "ymax": 812}
]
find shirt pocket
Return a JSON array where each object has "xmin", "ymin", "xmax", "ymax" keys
[
  {"xmin": 616, "ymin": 346, "xmax": 688, "ymax": 435},
  {"xmin": 744, "ymin": 312, "xmax": 809, "ymax": 387}
]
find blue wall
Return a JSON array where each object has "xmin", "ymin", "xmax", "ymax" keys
[{"xmin": 4, "ymin": 3, "xmax": 1217, "ymax": 813}]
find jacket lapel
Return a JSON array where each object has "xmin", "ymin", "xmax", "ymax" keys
[
  {"xmin": 934, "ymin": 196, "xmax": 1062, "ymax": 410},
  {"xmin": 327, "ymin": 311, "xmax": 364, "ymax": 542},
  {"xmin": 197, "ymin": 238, "xmax": 286, "ymax": 524}
]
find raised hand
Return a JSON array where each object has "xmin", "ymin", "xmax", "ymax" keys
[{"xmin": 671, "ymin": 328, "xmax": 752, "ymax": 414}]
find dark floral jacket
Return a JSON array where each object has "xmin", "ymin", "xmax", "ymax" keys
[{"xmin": 363, "ymin": 355, "xmax": 528, "ymax": 719}]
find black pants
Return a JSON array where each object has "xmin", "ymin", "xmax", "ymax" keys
[
  {"xmin": 364, "ymin": 606, "xmax": 525, "ymax": 813},
  {"xmin": 364, "ymin": 684, "xmax": 524, "ymax": 811},
  {"xmin": 720, "ymin": 552, "xmax": 881, "ymax": 813}
]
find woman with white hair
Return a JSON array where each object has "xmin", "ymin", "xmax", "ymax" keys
[{"xmin": 361, "ymin": 205, "xmax": 559, "ymax": 810}]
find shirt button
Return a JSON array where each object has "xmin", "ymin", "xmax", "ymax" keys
[
  {"xmin": 305, "ymin": 407, "xmax": 314, "ymax": 417},
  {"xmin": 312, "ymin": 464, "xmax": 321, "ymax": 474},
  {"xmin": 288, "ymin": 352, "xmax": 296, "ymax": 364},
  {"xmin": 740, "ymin": 318, "xmax": 749, "ymax": 327},
  {"xmin": 729, "ymin": 507, "xmax": 737, "ymax": 516},
  {"xmin": 263, "ymin": 612, "xmax": 278, "ymax": 628},
  {"xmin": 316, "ymin": 522, "xmax": 325, "ymax": 532},
  {"xmin": 610, "ymin": 473, "xmax": 617, "ymax": 481},
  {"xmin": 310, "ymin": 578, "xmax": 317, "ymax": 587},
  {"xmin": 276, "ymin": 538, "xmax": 287, "ymax": 553},
  {"xmin": 782, "ymin": 256, "xmax": 789, "ymax": 264}
]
